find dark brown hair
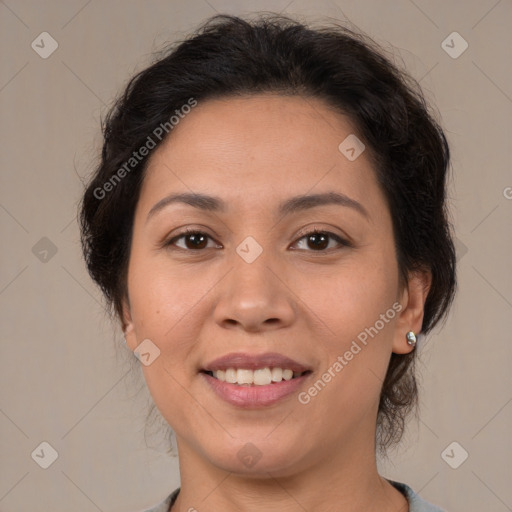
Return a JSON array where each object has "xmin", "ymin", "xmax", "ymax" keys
[{"xmin": 79, "ymin": 13, "xmax": 456, "ymax": 452}]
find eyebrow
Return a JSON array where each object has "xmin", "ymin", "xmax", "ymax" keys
[{"xmin": 146, "ymin": 191, "xmax": 369, "ymax": 222}]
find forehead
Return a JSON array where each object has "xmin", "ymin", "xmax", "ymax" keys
[{"xmin": 138, "ymin": 94, "xmax": 382, "ymax": 216}]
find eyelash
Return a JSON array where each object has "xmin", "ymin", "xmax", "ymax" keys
[{"xmin": 164, "ymin": 227, "xmax": 351, "ymax": 253}]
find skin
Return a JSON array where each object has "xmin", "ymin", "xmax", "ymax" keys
[{"xmin": 122, "ymin": 94, "xmax": 431, "ymax": 512}]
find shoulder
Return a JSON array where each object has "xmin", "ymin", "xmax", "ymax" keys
[
  {"xmin": 140, "ymin": 487, "xmax": 179, "ymax": 512},
  {"xmin": 388, "ymin": 479, "xmax": 446, "ymax": 512},
  {"xmin": 141, "ymin": 483, "xmax": 446, "ymax": 512}
]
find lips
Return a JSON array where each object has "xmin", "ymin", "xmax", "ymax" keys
[
  {"xmin": 202, "ymin": 352, "xmax": 312, "ymax": 373},
  {"xmin": 200, "ymin": 352, "xmax": 313, "ymax": 408}
]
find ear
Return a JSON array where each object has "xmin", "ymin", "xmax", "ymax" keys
[
  {"xmin": 121, "ymin": 297, "xmax": 138, "ymax": 351},
  {"xmin": 392, "ymin": 269, "xmax": 432, "ymax": 354}
]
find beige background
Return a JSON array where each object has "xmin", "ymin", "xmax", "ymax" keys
[{"xmin": 1, "ymin": 1, "xmax": 511, "ymax": 511}]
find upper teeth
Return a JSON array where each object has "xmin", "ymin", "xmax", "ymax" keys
[{"xmin": 212, "ymin": 368, "xmax": 300, "ymax": 385}]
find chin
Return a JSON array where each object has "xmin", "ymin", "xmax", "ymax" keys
[{"xmin": 202, "ymin": 434, "xmax": 311, "ymax": 478}]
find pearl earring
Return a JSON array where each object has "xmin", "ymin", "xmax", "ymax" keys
[{"xmin": 406, "ymin": 331, "xmax": 417, "ymax": 347}]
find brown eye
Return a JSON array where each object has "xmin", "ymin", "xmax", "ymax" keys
[
  {"xmin": 292, "ymin": 230, "xmax": 349, "ymax": 252},
  {"xmin": 306, "ymin": 232, "xmax": 329, "ymax": 250},
  {"xmin": 167, "ymin": 230, "xmax": 218, "ymax": 250},
  {"xmin": 183, "ymin": 232, "xmax": 208, "ymax": 249}
]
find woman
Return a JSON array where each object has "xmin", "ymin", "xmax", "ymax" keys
[{"xmin": 80, "ymin": 13, "xmax": 455, "ymax": 512}]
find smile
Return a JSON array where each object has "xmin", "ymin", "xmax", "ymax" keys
[
  {"xmin": 203, "ymin": 367, "xmax": 310, "ymax": 386},
  {"xmin": 200, "ymin": 351, "xmax": 313, "ymax": 407}
]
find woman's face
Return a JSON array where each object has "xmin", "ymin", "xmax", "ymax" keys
[{"xmin": 123, "ymin": 94, "xmax": 425, "ymax": 476}]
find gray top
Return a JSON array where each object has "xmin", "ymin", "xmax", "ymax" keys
[{"xmin": 142, "ymin": 479, "xmax": 445, "ymax": 511}]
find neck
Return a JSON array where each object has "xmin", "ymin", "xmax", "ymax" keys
[{"xmin": 170, "ymin": 430, "xmax": 408, "ymax": 512}]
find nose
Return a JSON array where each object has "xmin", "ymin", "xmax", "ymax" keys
[{"xmin": 212, "ymin": 249, "xmax": 296, "ymax": 333}]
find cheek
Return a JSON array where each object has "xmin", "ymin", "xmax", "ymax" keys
[
  {"xmin": 298, "ymin": 251, "xmax": 400, "ymax": 397},
  {"xmin": 128, "ymin": 251, "xmax": 208, "ymax": 335},
  {"xmin": 125, "ymin": 257, "xmax": 201, "ymax": 409},
  {"xmin": 127, "ymin": 253, "xmax": 209, "ymax": 424},
  {"xmin": 303, "ymin": 255, "xmax": 399, "ymax": 343}
]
